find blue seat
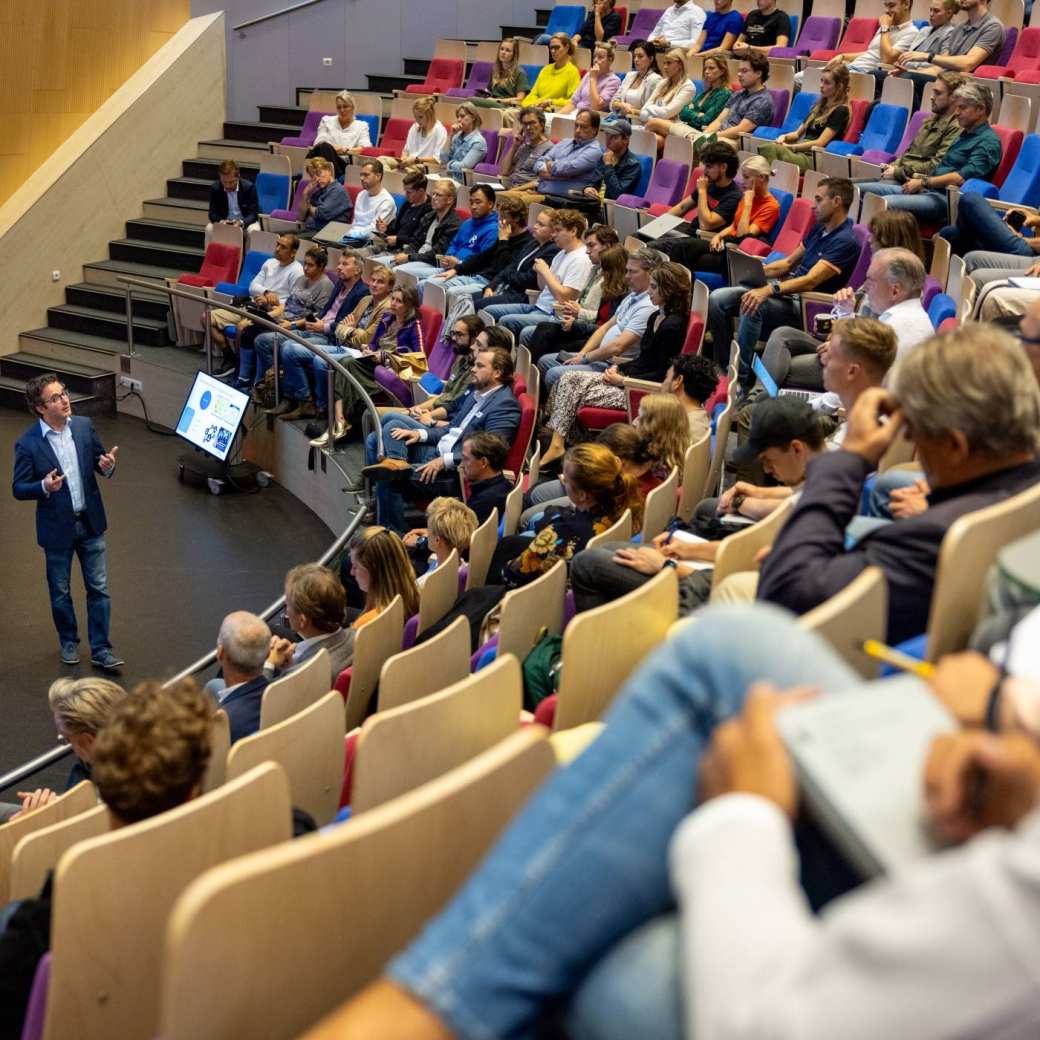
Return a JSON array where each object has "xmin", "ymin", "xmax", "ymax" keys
[
  {"xmin": 632, "ymin": 154, "xmax": 654, "ymax": 198},
  {"xmin": 357, "ymin": 113, "xmax": 379, "ymax": 144},
  {"xmin": 826, "ymin": 103, "xmax": 907, "ymax": 157},
  {"xmin": 753, "ymin": 92, "xmax": 818, "ymax": 141},
  {"xmin": 542, "ymin": 4, "xmax": 586, "ymax": 38},
  {"xmin": 962, "ymin": 133, "xmax": 1040, "ymax": 207},
  {"xmin": 522, "ymin": 65, "xmax": 542, "ymax": 91},
  {"xmin": 214, "ymin": 249, "xmax": 274, "ymax": 298},
  {"xmin": 255, "ymin": 171, "xmax": 290, "ymax": 214},
  {"xmin": 927, "ymin": 292, "xmax": 956, "ymax": 328},
  {"xmin": 391, "ymin": 192, "xmax": 405, "ymax": 210}
]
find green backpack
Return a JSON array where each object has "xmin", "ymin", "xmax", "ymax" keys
[{"xmin": 521, "ymin": 631, "xmax": 564, "ymax": 712}]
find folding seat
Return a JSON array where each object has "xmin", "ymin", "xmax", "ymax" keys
[
  {"xmin": 810, "ymin": 17, "xmax": 879, "ymax": 61},
  {"xmin": 975, "ymin": 26, "xmax": 1040, "ymax": 77},
  {"xmin": 360, "ymin": 117, "xmax": 411, "ymax": 158},
  {"xmin": 405, "ymin": 58, "xmax": 465, "ymax": 95},
  {"xmin": 213, "ymin": 249, "xmax": 273, "ymax": 297},
  {"xmin": 255, "ymin": 170, "xmax": 290, "ymax": 214},
  {"xmin": 542, "ymin": 4, "xmax": 587, "ymax": 38},
  {"xmin": 615, "ymin": 158, "xmax": 688, "ymax": 208},
  {"xmin": 614, "ymin": 7, "xmax": 665, "ymax": 47},
  {"xmin": 927, "ymin": 292, "xmax": 956, "ymax": 328},
  {"xmin": 177, "ymin": 242, "xmax": 241, "ymax": 288},
  {"xmin": 446, "ymin": 62, "xmax": 493, "ymax": 98},
  {"xmin": 766, "ymin": 87, "xmax": 790, "ymax": 129},
  {"xmin": 279, "ymin": 110, "xmax": 328, "ymax": 147},
  {"xmin": 769, "ymin": 15, "xmax": 841, "ymax": 58},
  {"xmin": 740, "ymin": 195, "xmax": 813, "ymax": 259},
  {"xmin": 268, "ymin": 176, "xmax": 311, "ymax": 222},
  {"xmin": 752, "ymin": 91, "xmax": 817, "ymax": 141},
  {"xmin": 960, "ymin": 132, "xmax": 1040, "ymax": 206},
  {"xmin": 860, "ymin": 108, "xmax": 928, "ymax": 165},
  {"xmin": 826, "ymin": 103, "xmax": 908, "ymax": 157}
]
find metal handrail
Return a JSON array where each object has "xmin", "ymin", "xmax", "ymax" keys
[
  {"xmin": 232, "ymin": 0, "xmax": 326, "ymax": 32},
  {"xmin": 0, "ymin": 275, "xmax": 383, "ymax": 793}
]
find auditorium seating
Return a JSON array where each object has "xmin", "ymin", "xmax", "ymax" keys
[
  {"xmin": 770, "ymin": 16, "xmax": 841, "ymax": 58},
  {"xmin": 405, "ymin": 58, "xmax": 465, "ymax": 95}
]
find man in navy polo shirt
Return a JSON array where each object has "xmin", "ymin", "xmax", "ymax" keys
[{"xmin": 707, "ymin": 176, "xmax": 861, "ymax": 390}]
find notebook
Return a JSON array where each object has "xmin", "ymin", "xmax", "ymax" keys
[
  {"xmin": 777, "ymin": 675, "xmax": 958, "ymax": 878},
  {"xmin": 726, "ymin": 245, "xmax": 768, "ymax": 288}
]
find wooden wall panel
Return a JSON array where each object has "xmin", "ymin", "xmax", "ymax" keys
[{"xmin": 0, "ymin": 0, "xmax": 190, "ymax": 204}]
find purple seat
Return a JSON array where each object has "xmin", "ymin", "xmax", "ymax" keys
[
  {"xmin": 269, "ymin": 175, "xmax": 311, "ymax": 221},
  {"xmin": 615, "ymin": 158, "xmax": 688, "ymax": 209},
  {"xmin": 374, "ymin": 366, "xmax": 414, "ymax": 407},
  {"xmin": 921, "ymin": 274, "xmax": 941, "ymax": 309},
  {"xmin": 446, "ymin": 61, "xmax": 493, "ymax": 98},
  {"xmin": 426, "ymin": 337, "xmax": 455, "ymax": 380},
  {"xmin": 997, "ymin": 27, "xmax": 1019, "ymax": 68},
  {"xmin": 402, "ymin": 614, "xmax": 419, "ymax": 649},
  {"xmin": 280, "ymin": 109, "xmax": 330, "ymax": 148},
  {"xmin": 766, "ymin": 88, "xmax": 788, "ymax": 128},
  {"xmin": 481, "ymin": 129, "xmax": 501, "ymax": 166},
  {"xmin": 859, "ymin": 108, "xmax": 928, "ymax": 165},
  {"xmin": 21, "ymin": 953, "xmax": 51, "ymax": 1040},
  {"xmin": 614, "ymin": 7, "xmax": 665, "ymax": 46},
  {"xmin": 769, "ymin": 16, "xmax": 841, "ymax": 58},
  {"xmin": 849, "ymin": 223, "xmax": 873, "ymax": 290}
]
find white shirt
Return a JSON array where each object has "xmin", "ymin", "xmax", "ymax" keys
[
  {"xmin": 848, "ymin": 19, "xmax": 919, "ymax": 72},
  {"xmin": 649, "ymin": 1, "xmax": 706, "ymax": 47},
  {"xmin": 249, "ymin": 258, "xmax": 304, "ymax": 300},
  {"xmin": 601, "ymin": 290, "xmax": 657, "ymax": 356},
  {"xmin": 404, "ymin": 121, "xmax": 448, "ymax": 160},
  {"xmin": 673, "ymin": 793, "xmax": 1040, "ymax": 1040},
  {"xmin": 350, "ymin": 187, "xmax": 397, "ymax": 234},
  {"xmin": 614, "ymin": 70, "xmax": 663, "ymax": 112},
  {"xmin": 640, "ymin": 79, "xmax": 697, "ymax": 123},
  {"xmin": 879, "ymin": 297, "xmax": 934, "ymax": 362},
  {"xmin": 39, "ymin": 418, "xmax": 85, "ymax": 511},
  {"xmin": 535, "ymin": 245, "xmax": 593, "ymax": 313},
  {"xmin": 314, "ymin": 115, "xmax": 372, "ymax": 151}
]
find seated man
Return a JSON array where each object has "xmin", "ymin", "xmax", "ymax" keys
[
  {"xmin": 459, "ymin": 431, "xmax": 513, "ymax": 524},
  {"xmin": 690, "ymin": 0, "xmax": 744, "ymax": 55},
  {"xmin": 707, "ymin": 176, "xmax": 860, "ymax": 391},
  {"xmin": 338, "ymin": 160, "xmax": 396, "ymax": 245},
  {"xmin": 538, "ymin": 247, "xmax": 660, "ymax": 389},
  {"xmin": 366, "ymin": 169, "xmax": 433, "ymax": 259},
  {"xmin": 205, "ymin": 159, "xmax": 260, "ymax": 245},
  {"xmin": 478, "ymin": 208, "xmax": 593, "ymax": 347},
  {"xmin": 208, "ymin": 232, "xmax": 303, "ymax": 376},
  {"xmin": 496, "ymin": 109, "xmax": 555, "ymax": 208},
  {"xmin": 857, "ymin": 82, "xmax": 1001, "ymax": 225},
  {"xmin": 681, "ymin": 51, "xmax": 773, "ymax": 153},
  {"xmin": 966, "ymin": 251, "xmax": 1040, "ymax": 323},
  {"xmin": 211, "ymin": 611, "xmax": 271, "ymax": 743},
  {"xmin": 372, "ymin": 178, "xmax": 461, "ymax": 270},
  {"xmin": 648, "ymin": 0, "xmax": 706, "ymax": 49},
  {"xmin": 893, "ymin": 0, "xmax": 961, "ymax": 74},
  {"xmin": 664, "ymin": 352, "xmax": 719, "ymax": 441},
  {"xmin": 761, "ymin": 247, "xmax": 932, "ymax": 391},
  {"xmin": 300, "ymin": 157, "xmax": 353, "ymax": 236},
  {"xmin": 406, "ymin": 497, "xmax": 479, "ymax": 585},
  {"xmin": 362, "ymin": 346, "xmax": 522, "ymax": 533},
  {"xmin": 731, "ymin": 0, "xmax": 791, "ymax": 55},
  {"xmin": 395, "ymin": 183, "xmax": 500, "ymax": 286},
  {"xmin": 531, "ymin": 109, "xmax": 605, "ymax": 204},
  {"xmin": 940, "ymin": 193, "xmax": 1040, "ymax": 260},
  {"xmin": 578, "ymin": 119, "xmax": 644, "ymax": 214},
  {"xmin": 573, "ymin": 0, "xmax": 622, "ymax": 49}
]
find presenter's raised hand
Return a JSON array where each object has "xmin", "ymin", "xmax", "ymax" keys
[
  {"xmin": 98, "ymin": 445, "xmax": 119, "ymax": 474},
  {"xmin": 43, "ymin": 469, "xmax": 65, "ymax": 493}
]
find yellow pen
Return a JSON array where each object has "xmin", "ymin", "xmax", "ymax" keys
[{"xmin": 861, "ymin": 639, "xmax": 936, "ymax": 680}]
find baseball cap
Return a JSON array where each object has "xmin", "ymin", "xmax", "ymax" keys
[
  {"xmin": 603, "ymin": 118, "xmax": 632, "ymax": 138},
  {"xmin": 732, "ymin": 397, "xmax": 820, "ymax": 466}
]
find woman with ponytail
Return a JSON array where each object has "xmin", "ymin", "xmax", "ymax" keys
[{"xmin": 494, "ymin": 442, "xmax": 643, "ymax": 587}]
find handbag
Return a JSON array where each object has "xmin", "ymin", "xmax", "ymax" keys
[{"xmin": 383, "ymin": 350, "xmax": 429, "ymax": 381}]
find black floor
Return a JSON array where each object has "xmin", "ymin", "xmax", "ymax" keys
[{"xmin": 0, "ymin": 409, "xmax": 336, "ymax": 795}]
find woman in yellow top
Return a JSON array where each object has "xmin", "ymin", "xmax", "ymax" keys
[{"xmin": 521, "ymin": 33, "xmax": 582, "ymax": 111}]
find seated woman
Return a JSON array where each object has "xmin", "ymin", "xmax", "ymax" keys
[
  {"xmin": 520, "ymin": 33, "xmax": 582, "ymax": 113},
  {"xmin": 636, "ymin": 49, "xmax": 696, "ymax": 135},
  {"xmin": 540, "ymin": 262, "xmax": 692, "ymax": 465},
  {"xmin": 758, "ymin": 62, "xmax": 850, "ymax": 172},
  {"xmin": 346, "ymin": 525, "xmax": 421, "ymax": 627},
  {"xmin": 405, "ymin": 497, "xmax": 479, "ymax": 585},
  {"xmin": 657, "ymin": 154, "xmax": 779, "ymax": 274},
  {"xmin": 526, "ymin": 239, "xmax": 628, "ymax": 363},
  {"xmin": 306, "ymin": 91, "xmax": 371, "ymax": 178},
  {"xmin": 644, "ymin": 54, "xmax": 730, "ymax": 151},
  {"xmin": 433, "ymin": 104, "xmax": 488, "ymax": 183},
  {"xmin": 489, "ymin": 441, "xmax": 644, "ymax": 586},
  {"xmin": 609, "ymin": 40, "xmax": 662, "ymax": 122},
  {"xmin": 559, "ymin": 42, "xmax": 621, "ymax": 115},
  {"xmin": 327, "ymin": 285, "xmax": 424, "ymax": 441},
  {"xmin": 383, "ymin": 96, "xmax": 448, "ymax": 173},
  {"xmin": 472, "ymin": 38, "xmax": 530, "ymax": 109}
]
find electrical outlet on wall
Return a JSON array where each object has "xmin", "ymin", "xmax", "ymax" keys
[
  {"xmin": 119, "ymin": 375, "xmax": 143, "ymax": 393},
  {"xmin": 51, "ymin": 271, "xmax": 61, "ymax": 282},
  {"xmin": 322, "ymin": 57, "xmax": 333, "ymax": 66}
]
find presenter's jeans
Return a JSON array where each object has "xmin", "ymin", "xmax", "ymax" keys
[{"xmin": 44, "ymin": 518, "xmax": 111, "ymax": 653}]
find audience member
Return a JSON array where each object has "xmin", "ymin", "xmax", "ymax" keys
[
  {"xmin": 653, "ymin": 141, "xmax": 743, "ymax": 242},
  {"xmin": 211, "ymin": 611, "xmax": 272, "ymax": 743},
  {"xmin": 347, "ymin": 526, "xmax": 421, "ymax": 626},
  {"xmin": 497, "ymin": 109, "xmax": 553, "ymax": 202},
  {"xmin": 691, "ymin": 0, "xmax": 745, "ymax": 55},
  {"xmin": 384, "ymin": 97, "xmax": 448, "ymax": 171},
  {"xmin": 459, "ymin": 431, "xmax": 513, "ymax": 523},
  {"xmin": 580, "ymin": 118, "xmax": 644, "ymax": 210},
  {"xmin": 380, "ymin": 179, "xmax": 461, "ymax": 269},
  {"xmin": 531, "ymin": 108, "xmax": 605, "ymax": 199},
  {"xmin": 636, "ymin": 49, "xmax": 696, "ymax": 127},
  {"xmin": 732, "ymin": 0, "xmax": 792, "ymax": 55},
  {"xmin": 685, "ymin": 51, "xmax": 774, "ymax": 154},
  {"xmin": 940, "ymin": 194, "xmax": 1040, "ymax": 260},
  {"xmin": 472, "ymin": 38, "xmax": 530, "ymax": 109},
  {"xmin": 644, "ymin": 55, "xmax": 731, "ymax": 149},
  {"xmin": 206, "ymin": 159, "xmax": 260, "ymax": 244},
  {"xmin": 522, "ymin": 34, "xmax": 582, "ymax": 112},
  {"xmin": 573, "ymin": 0, "xmax": 622, "ymax": 49},
  {"xmin": 363, "ymin": 346, "xmax": 521, "ymax": 532},
  {"xmin": 339, "ymin": 160, "xmax": 396, "ymax": 245},
  {"xmin": 761, "ymin": 63, "xmax": 850, "ymax": 171},
  {"xmin": 815, "ymin": 316, "xmax": 899, "ymax": 427},
  {"xmin": 300, "ymin": 158, "xmax": 353, "ymax": 235},
  {"xmin": 406, "ymin": 497, "xmax": 479, "ymax": 584},
  {"xmin": 610, "ymin": 40, "xmax": 663, "ymax": 120},
  {"xmin": 663, "ymin": 352, "xmax": 719, "ymax": 440},
  {"xmin": 707, "ymin": 176, "xmax": 860, "ymax": 390},
  {"xmin": 306, "ymin": 91, "xmax": 372, "ymax": 177},
  {"xmin": 434, "ymin": 104, "xmax": 488, "ymax": 183},
  {"xmin": 367, "ymin": 170, "xmax": 433, "ymax": 259},
  {"xmin": 657, "ymin": 154, "xmax": 779, "ymax": 275},
  {"xmin": 648, "ymin": 0, "xmax": 706, "ymax": 49},
  {"xmin": 559, "ymin": 42, "xmax": 621, "ymax": 114},
  {"xmin": 896, "ymin": 0, "xmax": 961, "ymax": 73}
]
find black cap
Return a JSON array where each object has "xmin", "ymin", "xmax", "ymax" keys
[{"xmin": 732, "ymin": 397, "xmax": 819, "ymax": 466}]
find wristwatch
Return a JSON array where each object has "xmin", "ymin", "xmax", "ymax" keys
[
  {"xmin": 663, "ymin": 559, "xmax": 678, "ymax": 570},
  {"xmin": 879, "ymin": 25, "xmax": 890, "ymax": 32},
  {"xmin": 770, "ymin": 279, "xmax": 782, "ymax": 296}
]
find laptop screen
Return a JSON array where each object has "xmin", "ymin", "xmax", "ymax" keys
[{"xmin": 752, "ymin": 355, "xmax": 779, "ymax": 398}]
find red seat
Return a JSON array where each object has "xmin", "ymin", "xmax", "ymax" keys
[
  {"xmin": 345, "ymin": 184, "xmax": 362, "ymax": 207},
  {"xmin": 455, "ymin": 207, "xmax": 471, "ymax": 222},
  {"xmin": 177, "ymin": 242, "xmax": 240, "ymax": 288},
  {"xmin": 405, "ymin": 58, "xmax": 465, "ymax": 95},
  {"xmin": 992, "ymin": 125, "xmax": 1025, "ymax": 187},
  {"xmin": 842, "ymin": 98, "xmax": 871, "ymax": 144},
  {"xmin": 360, "ymin": 117, "xmax": 411, "ymax": 158},
  {"xmin": 615, "ymin": 5, "xmax": 628, "ymax": 33},
  {"xmin": 739, "ymin": 196, "xmax": 813, "ymax": 258},
  {"xmin": 976, "ymin": 27, "xmax": 1040, "ymax": 78},
  {"xmin": 810, "ymin": 17, "xmax": 879, "ymax": 61},
  {"xmin": 505, "ymin": 391, "xmax": 536, "ymax": 477}
]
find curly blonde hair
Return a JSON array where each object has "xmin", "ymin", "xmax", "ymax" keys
[{"xmin": 637, "ymin": 392, "xmax": 691, "ymax": 473}]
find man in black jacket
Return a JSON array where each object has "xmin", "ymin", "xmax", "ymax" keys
[
  {"xmin": 376, "ymin": 178, "xmax": 461, "ymax": 268},
  {"xmin": 365, "ymin": 169, "xmax": 433, "ymax": 258},
  {"xmin": 206, "ymin": 159, "xmax": 260, "ymax": 244},
  {"xmin": 461, "ymin": 432, "xmax": 513, "ymax": 525}
]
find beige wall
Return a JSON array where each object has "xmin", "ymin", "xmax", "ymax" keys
[
  {"xmin": 0, "ymin": 0, "xmax": 192, "ymax": 205},
  {"xmin": 0, "ymin": 13, "xmax": 225, "ymax": 351}
]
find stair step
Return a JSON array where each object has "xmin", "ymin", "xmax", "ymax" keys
[
  {"xmin": 125, "ymin": 217, "xmax": 205, "ymax": 249},
  {"xmin": 258, "ymin": 104, "xmax": 308, "ymax": 126},
  {"xmin": 197, "ymin": 138, "xmax": 277, "ymax": 162},
  {"xmin": 365, "ymin": 73, "xmax": 423, "ymax": 94},
  {"xmin": 0, "ymin": 375, "xmax": 100, "ymax": 415},
  {"xmin": 109, "ymin": 237, "xmax": 204, "ymax": 272},
  {"xmin": 223, "ymin": 120, "xmax": 300, "ymax": 144},
  {"xmin": 0, "ymin": 352, "xmax": 118, "ymax": 416},
  {"xmin": 142, "ymin": 197, "xmax": 211, "ymax": 226},
  {"xmin": 20, "ymin": 326, "xmax": 136, "ymax": 358},
  {"xmin": 167, "ymin": 175, "xmax": 213, "ymax": 203},
  {"xmin": 46, "ymin": 304, "xmax": 169, "ymax": 347},
  {"xmin": 83, "ymin": 258, "xmax": 190, "ymax": 290},
  {"xmin": 183, "ymin": 157, "xmax": 260, "ymax": 181},
  {"xmin": 65, "ymin": 281, "xmax": 170, "ymax": 321},
  {"xmin": 501, "ymin": 24, "xmax": 542, "ymax": 39}
]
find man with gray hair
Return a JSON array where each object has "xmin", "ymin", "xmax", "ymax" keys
[
  {"xmin": 212, "ymin": 611, "xmax": 272, "ymax": 743},
  {"xmin": 858, "ymin": 82, "xmax": 1001, "ymax": 224},
  {"xmin": 758, "ymin": 324, "xmax": 1040, "ymax": 642}
]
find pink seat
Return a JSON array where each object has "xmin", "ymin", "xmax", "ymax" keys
[
  {"xmin": 811, "ymin": 17, "xmax": 879, "ymax": 61},
  {"xmin": 505, "ymin": 392, "xmax": 536, "ymax": 477},
  {"xmin": 177, "ymin": 242, "xmax": 241, "ymax": 288},
  {"xmin": 740, "ymin": 196, "xmax": 813, "ymax": 258},
  {"xmin": 992, "ymin": 125, "xmax": 1025, "ymax": 187},
  {"xmin": 405, "ymin": 58, "xmax": 465, "ymax": 95},
  {"xmin": 360, "ymin": 117, "xmax": 411, "ymax": 158}
]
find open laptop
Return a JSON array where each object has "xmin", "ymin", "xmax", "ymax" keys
[
  {"xmin": 313, "ymin": 221, "xmax": 354, "ymax": 246},
  {"xmin": 725, "ymin": 244, "xmax": 768, "ymax": 288},
  {"xmin": 752, "ymin": 355, "xmax": 825, "ymax": 406},
  {"xmin": 635, "ymin": 212, "xmax": 692, "ymax": 241}
]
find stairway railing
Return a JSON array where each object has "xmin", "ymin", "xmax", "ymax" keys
[{"xmin": 232, "ymin": 0, "xmax": 327, "ymax": 33}]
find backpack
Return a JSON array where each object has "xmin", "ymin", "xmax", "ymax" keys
[{"xmin": 521, "ymin": 631, "xmax": 563, "ymax": 711}]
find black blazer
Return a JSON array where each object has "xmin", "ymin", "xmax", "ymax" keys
[
  {"xmin": 208, "ymin": 178, "xmax": 260, "ymax": 226},
  {"xmin": 220, "ymin": 675, "xmax": 270, "ymax": 744}
]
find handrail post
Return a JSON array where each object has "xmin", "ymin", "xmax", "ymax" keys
[
  {"xmin": 326, "ymin": 366, "xmax": 335, "ymax": 446},
  {"xmin": 125, "ymin": 285, "xmax": 135, "ymax": 357},
  {"xmin": 203, "ymin": 308, "xmax": 213, "ymax": 376},
  {"xmin": 273, "ymin": 336, "xmax": 281, "ymax": 405}
]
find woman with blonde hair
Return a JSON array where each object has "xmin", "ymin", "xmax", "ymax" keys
[
  {"xmin": 408, "ymin": 497, "xmax": 479, "ymax": 584},
  {"xmin": 306, "ymin": 90, "xmax": 372, "ymax": 176},
  {"xmin": 869, "ymin": 208, "xmax": 926, "ymax": 264},
  {"xmin": 759, "ymin": 62, "xmax": 851, "ymax": 171},
  {"xmin": 559, "ymin": 42, "xmax": 621, "ymax": 114},
  {"xmin": 348, "ymin": 526, "xmax": 421, "ymax": 626},
  {"xmin": 637, "ymin": 48, "xmax": 695, "ymax": 126},
  {"xmin": 521, "ymin": 33, "xmax": 582, "ymax": 112},
  {"xmin": 635, "ymin": 391, "xmax": 691, "ymax": 476},
  {"xmin": 473, "ymin": 37, "xmax": 530, "ymax": 108},
  {"xmin": 386, "ymin": 96, "xmax": 449, "ymax": 171},
  {"xmin": 644, "ymin": 53, "xmax": 731, "ymax": 149},
  {"xmin": 435, "ymin": 104, "xmax": 488, "ymax": 182}
]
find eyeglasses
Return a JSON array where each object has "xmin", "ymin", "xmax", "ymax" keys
[{"xmin": 43, "ymin": 388, "xmax": 70, "ymax": 405}]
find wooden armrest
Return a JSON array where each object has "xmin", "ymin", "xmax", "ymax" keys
[{"xmin": 621, "ymin": 377, "xmax": 662, "ymax": 391}]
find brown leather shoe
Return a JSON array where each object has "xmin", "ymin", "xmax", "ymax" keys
[
  {"xmin": 361, "ymin": 458, "xmax": 413, "ymax": 481},
  {"xmin": 278, "ymin": 399, "xmax": 318, "ymax": 421}
]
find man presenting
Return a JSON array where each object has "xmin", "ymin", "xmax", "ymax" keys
[{"xmin": 12, "ymin": 374, "xmax": 123, "ymax": 670}]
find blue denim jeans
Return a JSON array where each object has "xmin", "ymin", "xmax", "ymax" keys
[
  {"xmin": 858, "ymin": 181, "xmax": 949, "ymax": 223},
  {"xmin": 388, "ymin": 603, "xmax": 859, "ymax": 1039},
  {"xmin": 939, "ymin": 191, "xmax": 1035, "ymax": 259},
  {"xmin": 44, "ymin": 518, "xmax": 111, "ymax": 653},
  {"xmin": 276, "ymin": 336, "xmax": 327, "ymax": 403},
  {"xmin": 707, "ymin": 286, "xmax": 800, "ymax": 386},
  {"xmin": 367, "ymin": 416, "xmax": 450, "ymax": 531},
  {"xmin": 395, "ymin": 261, "xmax": 442, "ymax": 288},
  {"xmin": 253, "ymin": 331, "xmax": 282, "ymax": 390},
  {"xmin": 309, "ymin": 337, "xmax": 349, "ymax": 411}
]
